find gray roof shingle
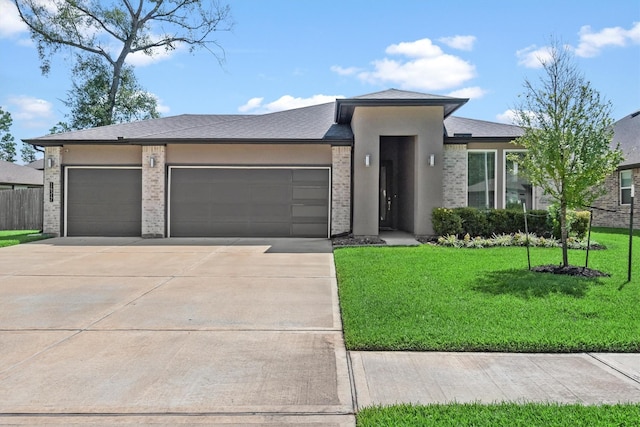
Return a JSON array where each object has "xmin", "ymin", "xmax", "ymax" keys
[
  {"xmin": 0, "ymin": 160, "xmax": 44, "ymax": 186},
  {"xmin": 25, "ymin": 103, "xmax": 352, "ymax": 144},
  {"xmin": 613, "ymin": 111, "xmax": 640, "ymax": 168},
  {"xmin": 444, "ymin": 116, "xmax": 524, "ymax": 138}
]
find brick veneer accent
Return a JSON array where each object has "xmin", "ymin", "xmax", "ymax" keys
[
  {"xmin": 442, "ymin": 144, "xmax": 467, "ymax": 208},
  {"xmin": 331, "ymin": 146, "xmax": 351, "ymax": 235},
  {"xmin": 591, "ymin": 168, "xmax": 640, "ymax": 229},
  {"xmin": 42, "ymin": 146, "xmax": 62, "ymax": 236},
  {"xmin": 142, "ymin": 145, "xmax": 166, "ymax": 237}
]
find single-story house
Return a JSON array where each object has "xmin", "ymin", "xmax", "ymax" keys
[
  {"xmin": 592, "ymin": 110, "xmax": 640, "ymax": 228},
  {"xmin": 0, "ymin": 159, "xmax": 44, "ymax": 190},
  {"xmin": 26, "ymin": 89, "xmax": 550, "ymax": 238}
]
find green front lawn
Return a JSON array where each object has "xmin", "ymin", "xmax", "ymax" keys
[
  {"xmin": 357, "ymin": 403, "xmax": 640, "ymax": 426},
  {"xmin": 335, "ymin": 229, "xmax": 640, "ymax": 352},
  {"xmin": 0, "ymin": 230, "xmax": 50, "ymax": 248}
]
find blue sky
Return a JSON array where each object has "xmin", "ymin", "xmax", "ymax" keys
[{"xmin": 0, "ymin": 0, "xmax": 639, "ymax": 157}]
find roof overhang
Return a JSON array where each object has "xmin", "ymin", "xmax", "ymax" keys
[
  {"xmin": 335, "ymin": 97, "xmax": 468, "ymax": 124},
  {"xmin": 444, "ymin": 136, "xmax": 519, "ymax": 144},
  {"xmin": 24, "ymin": 137, "xmax": 354, "ymax": 147}
]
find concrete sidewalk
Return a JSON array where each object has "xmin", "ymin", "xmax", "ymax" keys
[{"xmin": 350, "ymin": 351, "xmax": 640, "ymax": 409}]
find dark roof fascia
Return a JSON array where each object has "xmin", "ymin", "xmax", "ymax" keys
[
  {"xmin": 444, "ymin": 136, "xmax": 518, "ymax": 144},
  {"xmin": 620, "ymin": 163, "xmax": 640, "ymax": 170},
  {"xmin": 335, "ymin": 98, "xmax": 468, "ymax": 124},
  {"xmin": 26, "ymin": 138, "xmax": 354, "ymax": 147}
]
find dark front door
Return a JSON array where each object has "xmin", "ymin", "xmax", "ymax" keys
[{"xmin": 379, "ymin": 160, "xmax": 393, "ymax": 229}]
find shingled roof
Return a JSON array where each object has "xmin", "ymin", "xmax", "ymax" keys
[
  {"xmin": 0, "ymin": 160, "xmax": 43, "ymax": 186},
  {"xmin": 24, "ymin": 102, "xmax": 352, "ymax": 145},
  {"xmin": 613, "ymin": 110, "xmax": 640, "ymax": 168},
  {"xmin": 444, "ymin": 116, "xmax": 524, "ymax": 139},
  {"xmin": 24, "ymin": 89, "xmax": 524, "ymax": 147}
]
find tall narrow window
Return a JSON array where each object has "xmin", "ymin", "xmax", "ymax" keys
[
  {"xmin": 505, "ymin": 151, "xmax": 533, "ymax": 209},
  {"xmin": 468, "ymin": 151, "xmax": 496, "ymax": 209},
  {"xmin": 620, "ymin": 170, "xmax": 633, "ymax": 205}
]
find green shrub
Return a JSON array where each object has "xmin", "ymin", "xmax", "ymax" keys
[
  {"xmin": 432, "ymin": 208, "xmax": 463, "ymax": 236},
  {"xmin": 457, "ymin": 207, "xmax": 489, "ymax": 237},
  {"xmin": 549, "ymin": 205, "xmax": 591, "ymax": 239},
  {"xmin": 432, "ymin": 207, "xmax": 552, "ymax": 238}
]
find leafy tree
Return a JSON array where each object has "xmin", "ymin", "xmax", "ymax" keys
[
  {"xmin": 511, "ymin": 41, "xmax": 623, "ymax": 267},
  {"xmin": 20, "ymin": 142, "xmax": 37, "ymax": 163},
  {"xmin": 62, "ymin": 56, "xmax": 160, "ymax": 129},
  {"xmin": 0, "ymin": 107, "xmax": 17, "ymax": 162},
  {"xmin": 13, "ymin": 0, "xmax": 232, "ymax": 126}
]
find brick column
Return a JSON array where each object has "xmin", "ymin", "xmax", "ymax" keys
[
  {"xmin": 43, "ymin": 146, "xmax": 62, "ymax": 236},
  {"xmin": 331, "ymin": 146, "xmax": 351, "ymax": 236},
  {"xmin": 442, "ymin": 144, "xmax": 467, "ymax": 208},
  {"xmin": 141, "ymin": 145, "xmax": 166, "ymax": 238}
]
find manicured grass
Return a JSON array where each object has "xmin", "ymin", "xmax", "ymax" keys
[
  {"xmin": 0, "ymin": 230, "xmax": 50, "ymax": 248},
  {"xmin": 357, "ymin": 403, "xmax": 640, "ymax": 426},
  {"xmin": 334, "ymin": 229, "xmax": 640, "ymax": 352}
]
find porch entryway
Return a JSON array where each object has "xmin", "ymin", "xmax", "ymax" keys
[{"xmin": 379, "ymin": 136, "xmax": 416, "ymax": 233}]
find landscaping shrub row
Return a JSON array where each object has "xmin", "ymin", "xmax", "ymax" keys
[
  {"xmin": 432, "ymin": 207, "xmax": 550, "ymax": 238},
  {"xmin": 432, "ymin": 207, "xmax": 590, "ymax": 239}
]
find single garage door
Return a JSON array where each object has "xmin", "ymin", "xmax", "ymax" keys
[
  {"xmin": 65, "ymin": 167, "xmax": 142, "ymax": 237},
  {"xmin": 169, "ymin": 167, "xmax": 330, "ymax": 237}
]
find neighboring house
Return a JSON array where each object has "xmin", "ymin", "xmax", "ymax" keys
[
  {"xmin": 25, "ymin": 89, "xmax": 537, "ymax": 238},
  {"xmin": 0, "ymin": 159, "xmax": 44, "ymax": 190},
  {"xmin": 592, "ymin": 111, "xmax": 640, "ymax": 228},
  {"xmin": 27, "ymin": 159, "xmax": 45, "ymax": 171}
]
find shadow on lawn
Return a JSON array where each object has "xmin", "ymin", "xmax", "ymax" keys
[{"xmin": 472, "ymin": 269, "xmax": 600, "ymax": 298}]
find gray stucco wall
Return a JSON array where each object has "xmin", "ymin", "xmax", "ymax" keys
[{"xmin": 350, "ymin": 106, "xmax": 444, "ymax": 236}]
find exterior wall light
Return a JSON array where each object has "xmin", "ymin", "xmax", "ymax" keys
[
  {"xmin": 150, "ymin": 157, "xmax": 156, "ymax": 168},
  {"xmin": 429, "ymin": 154, "xmax": 435, "ymax": 167},
  {"xmin": 365, "ymin": 154, "xmax": 371, "ymax": 167},
  {"xmin": 47, "ymin": 157, "xmax": 54, "ymax": 168}
]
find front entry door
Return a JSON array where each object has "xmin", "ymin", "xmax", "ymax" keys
[{"xmin": 379, "ymin": 160, "xmax": 393, "ymax": 229}]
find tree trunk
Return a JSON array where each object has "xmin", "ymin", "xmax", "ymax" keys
[{"xmin": 560, "ymin": 199, "xmax": 569, "ymax": 267}]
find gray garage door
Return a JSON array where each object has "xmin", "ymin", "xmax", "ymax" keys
[
  {"xmin": 169, "ymin": 168, "xmax": 329, "ymax": 237},
  {"xmin": 65, "ymin": 168, "xmax": 142, "ymax": 237}
]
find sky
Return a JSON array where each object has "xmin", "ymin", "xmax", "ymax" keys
[{"xmin": 0, "ymin": 0, "xmax": 639, "ymax": 160}]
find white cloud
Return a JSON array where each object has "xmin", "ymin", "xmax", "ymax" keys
[
  {"xmin": 447, "ymin": 86, "xmax": 487, "ymax": 99},
  {"xmin": 575, "ymin": 22, "xmax": 640, "ymax": 57},
  {"xmin": 516, "ymin": 45, "xmax": 554, "ymax": 69},
  {"xmin": 5, "ymin": 95, "xmax": 54, "ymax": 128},
  {"xmin": 238, "ymin": 97, "xmax": 264, "ymax": 113},
  {"xmin": 330, "ymin": 65, "xmax": 361, "ymax": 76},
  {"xmin": 496, "ymin": 109, "xmax": 518, "ymax": 124},
  {"xmin": 150, "ymin": 94, "xmax": 170, "ymax": 114},
  {"xmin": 238, "ymin": 94, "xmax": 344, "ymax": 114},
  {"xmin": 438, "ymin": 35, "xmax": 476, "ymax": 51},
  {"xmin": 0, "ymin": 0, "xmax": 28, "ymax": 38},
  {"xmin": 352, "ymin": 38, "xmax": 476, "ymax": 91},
  {"xmin": 385, "ymin": 38, "xmax": 444, "ymax": 57},
  {"xmin": 125, "ymin": 43, "xmax": 183, "ymax": 67}
]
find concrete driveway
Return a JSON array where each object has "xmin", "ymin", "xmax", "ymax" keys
[{"xmin": 0, "ymin": 237, "xmax": 354, "ymax": 425}]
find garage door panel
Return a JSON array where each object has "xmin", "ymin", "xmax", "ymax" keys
[
  {"xmin": 170, "ymin": 168, "xmax": 329, "ymax": 238},
  {"xmin": 292, "ymin": 223, "xmax": 327, "ymax": 236},
  {"xmin": 66, "ymin": 168, "xmax": 141, "ymax": 237},
  {"xmin": 293, "ymin": 187, "xmax": 329, "ymax": 200}
]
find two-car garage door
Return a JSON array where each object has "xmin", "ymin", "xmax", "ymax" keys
[
  {"xmin": 168, "ymin": 167, "xmax": 330, "ymax": 237},
  {"xmin": 64, "ymin": 166, "xmax": 330, "ymax": 237}
]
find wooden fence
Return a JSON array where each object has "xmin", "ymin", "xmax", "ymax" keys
[{"xmin": 0, "ymin": 188, "xmax": 43, "ymax": 230}]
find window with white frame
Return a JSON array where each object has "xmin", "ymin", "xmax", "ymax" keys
[
  {"xmin": 468, "ymin": 150, "xmax": 496, "ymax": 209},
  {"xmin": 620, "ymin": 170, "xmax": 633, "ymax": 205},
  {"xmin": 504, "ymin": 150, "xmax": 533, "ymax": 210}
]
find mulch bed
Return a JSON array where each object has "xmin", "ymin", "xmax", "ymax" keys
[
  {"xmin": 531, "ymin": 265, "xmax": 610, "ymax": 277},
  {"xmin": 332, "ymin": 234, "xmax": 386, "ymax": 247}
]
